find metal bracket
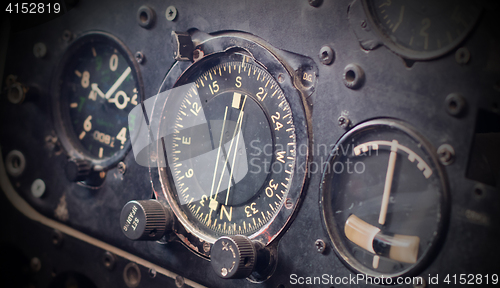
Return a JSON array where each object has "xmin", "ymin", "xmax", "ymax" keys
[
  {"xmin": 348, "ymin": 0, "xmax": 382, "ymax": 51},
  {"xmin": 172, "ymin": 31, "xmax": 195, "ymax": 61}
]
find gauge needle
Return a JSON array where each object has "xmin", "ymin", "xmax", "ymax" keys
[
  {"xmin": 345, "ymin": 214, "xmax": 419, "ymax": 264},
  {"xmin": 105, "ymin": 67, "xmax": 131, "ymax": 99},
  {"xmin": 225, "ymin": 108, "xmax": 245, "ymax": 205},
  {"xmin": 378, "ymin": 139, "xmax": 398, "ymax": 225},
  {"xmin": 213, "ymin": 97, "xmax": 247, "ymax": 203},
  {"xmin": 91, "ymin": 83, "xmax": 106, "ymax": 98},
  {"xmin": 209, "ymin": 106, "xmax": 229, "ymax": 200}
]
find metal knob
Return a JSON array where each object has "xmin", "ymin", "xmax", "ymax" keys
[
  {"xmin": 65, "ymin": 159, "xmax": 91, "ymax": 182},
  {"xmin": 120, "ymin": 200, "xmax": 169, "ymax": 241},
  {"xmin": 210, "ymin": 235, "xmax": 257, "ymax": 279}
]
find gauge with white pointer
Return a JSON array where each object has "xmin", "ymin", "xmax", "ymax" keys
[
  {"xmin": 320, "ymin": 119, "xmax": 448, "ymax": 277},
  {"xmin": 52, "ymin": 32, "xmax": 142, "ymax": 169}
]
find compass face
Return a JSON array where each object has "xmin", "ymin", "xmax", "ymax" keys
[{"xmin": 161, "ymin": 53, "xmax": 298, "ymax": 241}]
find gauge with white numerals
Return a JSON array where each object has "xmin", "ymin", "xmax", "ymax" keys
[{"xmin": 52, "ymin": 31, "xmax": 143, "ymax": 169}]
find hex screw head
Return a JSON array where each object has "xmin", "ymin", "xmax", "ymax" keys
[
  {"xmin": 315, "ymin": 239, "xmax": 326, "ymax": 254},
  {"xmin": 338, "ymin": 115, "xmax": 350, "ymax": 129},
  {"xmin": 135, "ymin": 51, "xmax": 145, "ymax": 64},
  {"xmin": 437, "ymin": 144, "xmax": 455, "ymax": 166},
  {"xmin": 319, "ymin": 45, "xmax": 335, "ymax": 65},
  {"xmin": 166, "ymin": 6, "xmax": 177, "ymax": 21}
]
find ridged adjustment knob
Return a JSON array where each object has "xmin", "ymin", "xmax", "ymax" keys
[
  {"xmin": 65, "ymin": 159, "xmax": 92, "ymax": 182},
  {"xmin": 211, "ymin": 235, "xmax": 257, "ymax": 279},
  {"xmin": 120, "ymin": 200, "xmax": 168, "ymax": 241}
]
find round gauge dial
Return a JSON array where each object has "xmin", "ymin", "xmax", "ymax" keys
[
  {"xmin": 363, "ymin": 0, "xmax": 481, "ymax": 60},
  {"xmin": 160, "ymin": 53, "xmax": 299, "ymax": 243},
  {"xmin": 53, "ymin": 32, "xmax": 142, "ymax": 168},
  {"xmin": 320, "ymin": 119, "xmax": 448, "ymax": 277}
]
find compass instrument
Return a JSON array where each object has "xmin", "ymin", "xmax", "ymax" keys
[
  {"xmin": 320, "ymin": 119, "xmax": 448, "ymax": 277},
  {"xmin": 155, "ymin": 34, "xmax": 310, "ymax": 258}
]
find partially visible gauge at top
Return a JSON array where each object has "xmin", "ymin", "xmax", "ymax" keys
[
  {"xmin": 52, "ymin": 31, "xmax": 142, "ymax": 170},
  {"xmin": 363, "ymin": 0, "xmax": 482, "ymax": 60}
]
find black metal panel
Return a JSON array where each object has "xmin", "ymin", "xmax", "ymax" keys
[{"xmin": 1, "ymin": 0, "xmax": 499, "ymax": 287}]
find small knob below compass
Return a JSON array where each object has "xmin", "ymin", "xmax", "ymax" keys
[
  {"xmin": 211, "ymin": 235, "xmax": 257, "ymax": 279},
  {"xmin": 65, "ymin": 159, "xmax": 92, "ymax": 182}
]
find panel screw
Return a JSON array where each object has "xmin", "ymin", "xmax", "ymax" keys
[
  {"xmin": 117, "ymin": 161, "xmax": 127, "ymax": 175},
  {"xmin": 319, "ymin": 45, "xmax": 334, "ymax": 65},
  {"xmin": 278, "ymin": 73, "xmax": 285, "ymax": 83},
  {"xmin": 6, "ymin": 150, "xmax": 26, "ymax": 177},
  {"xmin": 33, "ymin": 42, "xmax": 47, "ymax": 58},
  {"xmin": 166, "ymin": 6, "xmax": 177, "ymax": 21},
  {"xmin": 52, "ymin": 230, "xmax": 63, "ymax": 247},
  {"xmin": 445, "ymin": 93, "xmax": 466, "ymax": 117},
  {"xmin": 315, "ymin": 239, "xmax": 326, "ymax": 254},
  {"xmin": 175, "ymin": 275, "xmax": 185, "ymax": 287},
  {"xmin": 62, "ymin": 30, "xmax": 73, "ymax": 42},
  {"xmin": 203, "ymin": 242, "xmax": 211, "ymax": 253},
  {"xmin": 308, "ymin": 0, "xmax": 323, "ymax": 7},
  {"xmin": 455, "ymin": 47, "xmax": 470, "ymax": 65},
  {"xmin": 361, "ymin": 20, "xmax": 367, "ymax": 29},
  {"xmin": 102, "ymin": 251, "xmax": 116, "ymax": 270},
  {"xmin": 8, "ymin": 83, "xmax": 26, "ymax": 104},
  {"xmin": 148, "ymin": 268, "xmax": 156, "ymax": 278},
  {"xmin": 437, "ymin": 144, "xmax": 455, "ymax": 166},
  {"xmin": 135, "ymin": 51, "xmax": 145, "ymax": 64},
  {"xmin": 30, "ymin": 257, "xmax": 41, "ymax": 272},
  {"xmin": 338, "ymin": 116, "xmax": 350, "ymax": 129},
  {"xmin": 285, "ymin": 198, "xmax": 293, "ymax": 209},
  {"xmin": 31, "ymin": 179, "xmax": 46, "ymax": 198}
]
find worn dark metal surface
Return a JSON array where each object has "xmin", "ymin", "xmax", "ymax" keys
[{"xmin": 1, "ymin": 0, "xmax": 499, "ymax": 287}]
